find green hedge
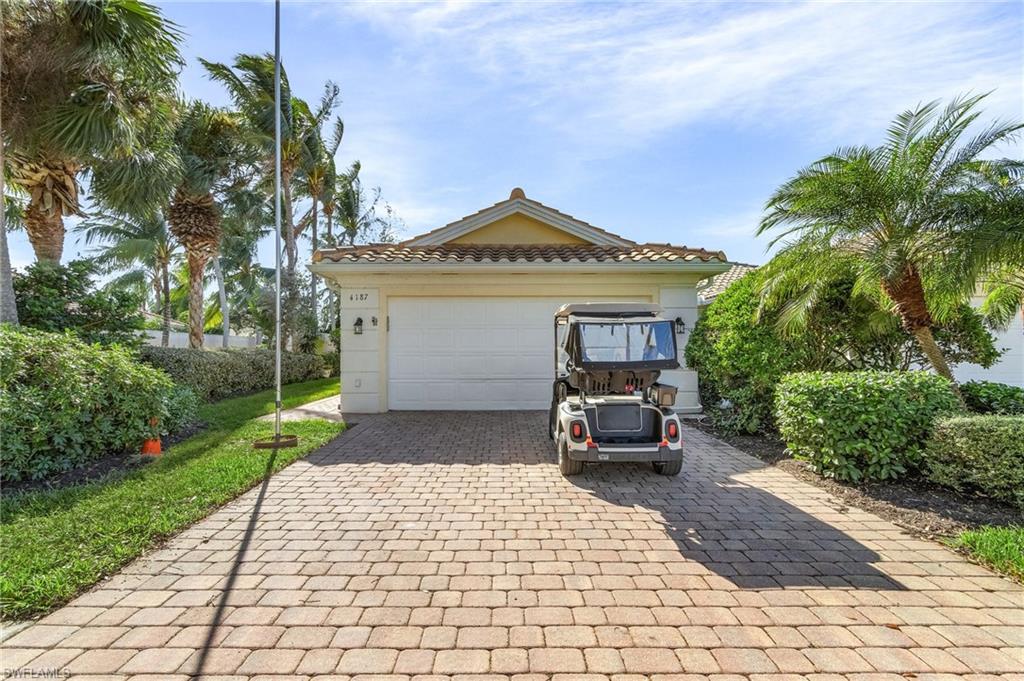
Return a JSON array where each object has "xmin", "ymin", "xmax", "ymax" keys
[
  {"xmin": 322, "ymin": 351, "xmax": 340, "ymax": 378},
  {"xmin": 924, "ymin": 415, "xmax": 1024, "ymax": 509},
  {"xmin": 775, "ymin": 371, "xmax": 960, "ymax": 481},
  {"xmin": 0, "ymin": 326, "xmax": 173, "ymax": 481},
  {"xmin": 961, "ymin": 380, "xmax": 1024, "ymax": 415},
  {"xmin": 686, "ymin": 272, "xmax": 807, "ymax": 433},
  {"xmin": 140, "ymin": 346, "xmax": 324, "ymax": 401},
  {"xmin": 162, "ymin": 385, "xmax": 199, "ymax": 435}
]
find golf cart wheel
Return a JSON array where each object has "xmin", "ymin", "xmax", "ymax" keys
[
  {"xmin": 653, "ymin": 459, "xmax": 682, "ymax": 476},
  {"xmin": 557, "ymin": 432, "xmax": 584, "ymax": 476}
]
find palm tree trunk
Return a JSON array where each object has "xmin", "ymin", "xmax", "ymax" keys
[
  {"xmin": 186, "ymin": 249, "xmax": 209, "ymax": 349},
  {"xmin": 911, "ymin": 325, "xmax": 958, "ymax": 383},
  {"xmin": 213, "ymin": 255, "xmax": 230, "ymax": 349},
  {"xmin": 0, "ymin": 134, "xmax": 17, "ymax": 325},
  {"xmin": 1, "ymin": 203, "xmax": 19, "ymax": 326},
  {"xmin": 161, "ymin": 262, "xmax": 171, "ymax": 347},
  {"xmin": 281, "ymin": 172, "xmax": 297, "ymax": 349},
  {"xmin": 1, "ymin": 226, "xmax": 18, "ymax": 325},
  {"xmin": 149, "ymin": 270, "xmax": 161, "ymax": 317},
  {"xmin": 310, "ymin": 196, "xmax": 319, "ymax": 330},
  {"xmin": 282, "ymin": 173, "xmax": 297, "ymax": 277},
  {"xmin": 882, "ymin": 265, "xmax": 961, "ymax": 396},
  {"xmin": 24, "ymin": 201, "xmax": 65, "ymax": 262},
  {"xmin": 325, "ymin": 210, "xmax": 334, "ymax": 330}
]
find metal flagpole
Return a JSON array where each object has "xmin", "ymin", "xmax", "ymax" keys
[
  {"xmin": 254, "ymin": 0, "xmax": 296, "ymax": 450},
  {"xmin": 273, "ymin": 0, "xmax": 283, "ymax": 438}
]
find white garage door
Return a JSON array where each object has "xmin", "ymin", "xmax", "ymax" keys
[{"xmin": 387, "ymin": 296, "xmax": 637, "ymax": 410}]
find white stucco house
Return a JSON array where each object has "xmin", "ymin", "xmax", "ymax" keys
[
  {"xmin": 953, "ymin": 298, "xmax": 1023, "ymax": 388},
  {"xmin": 310, "ymin": 188, "xmax": 730, "ymax": 413}
]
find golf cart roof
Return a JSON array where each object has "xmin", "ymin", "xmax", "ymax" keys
[{"xmin": 554, "ymin": 302, "xmax": 662, "ymax": 319}]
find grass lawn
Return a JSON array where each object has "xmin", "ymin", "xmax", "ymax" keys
[
  {"xmin": 0, "ymin": 378, "xmax": 344, "ymax": 621},
  {"xmin": 956, "ymin": 526, "xmax": 1024, "ymax": 582}
]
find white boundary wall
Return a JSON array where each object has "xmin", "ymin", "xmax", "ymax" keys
[{"xmin": 143, "ymin": 330, "xmax": 259, "ymax": 348}]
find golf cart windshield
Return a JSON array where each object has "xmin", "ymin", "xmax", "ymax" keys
[{"xmin": 576, "ymin": 320, "xmax": 677, "ymax": 368}]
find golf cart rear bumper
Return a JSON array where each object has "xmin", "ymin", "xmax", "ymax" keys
[{"xmin": 568, "ymin": 443, "xmax": 682, "ymax": 463}]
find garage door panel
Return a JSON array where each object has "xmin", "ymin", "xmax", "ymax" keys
[
  {"xmin": 519, "ymin": 327, "xmax": 549, "ymax": 346},
  {"xmin": 421, "ymin": 328, "xmax": 454, "ymax": 349},
  {"xmin": 387, "ymin": 296, "xmax": 640, "ymax": 410}
]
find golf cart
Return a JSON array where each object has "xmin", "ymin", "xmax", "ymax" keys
[{"xmin": 549, "ymin": 303, "xmax": 684, "ymax": 476}]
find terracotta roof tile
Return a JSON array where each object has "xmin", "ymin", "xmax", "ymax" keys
[
  {"xmin": 697, "ymin": 262, "xmax": 758, "ymax": 301},
  {"xmin": 314, "ymin": 242, "xmax": 727, "ymax": 265}
]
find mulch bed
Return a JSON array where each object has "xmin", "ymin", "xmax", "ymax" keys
[
  {"xmin": 5, "ymin": 421, "xmax": 207, "ymax": 495},
  {"xmin": 691, "ymin": 419, "xmax": 1022, "ymax": 539}
]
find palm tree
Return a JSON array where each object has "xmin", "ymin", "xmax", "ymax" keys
[
  {"xmin": 296, "ymin": 85, "xmax": 344, "ymax": 327},
  {"xmin": 757, "ymin": 95, "xmax": 1022, "ymax": 384},
  {"xmin": 208, "ymin": 187, "xmax": 270, "ymax": 347},
  {"xmin": 214, "ymin": 212, "xmax": 273, "ymax": 344},
  {"xmin": 314, "ymin": 121, "xmax": 345, "ymax": 331},
  {"xmin": 2, "ymin": 0, "xmax": 182, "ymax": 262},
  {"xmin": 77, "ymin": 212, "xmax": 179, "ymax": 346},
  {"xmin": 334, "ymin": 162, "xmax": 397, "ymax": 245},
  {"xmin": 201, "ymin": 54, "xmax": 337, "ymax": 344},
  {"xmin": 168, "ymin": 102, "xmax": 247, "ymax": 349}
]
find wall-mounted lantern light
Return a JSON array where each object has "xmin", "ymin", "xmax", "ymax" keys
[
  {"xmin": 674, "ymin": 316, "xmax": 687, "ymax": 335},
  {"xmin": 354, "ymin": 317, "xmax": 364, "ymax": 335},
  {"xmin": 371, "ymin": 316, "xmax": 378, "ymax": 327}
]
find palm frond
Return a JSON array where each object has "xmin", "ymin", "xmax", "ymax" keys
[
  {"xmin": 979, "ymin": 268, "xmax": 1024, "ymax": 329},
  {"xmin": 885, "ymin": 99, "xmax": 940, "ymax": 154}
]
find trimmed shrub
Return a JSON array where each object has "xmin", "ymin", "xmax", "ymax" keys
[
  {"xmin": 775, "ymin": 371, "xmax": 960, "ymax": 481},
  {"xmin": 13, "ymin": 260, "xmax": 144, "ymax": 349},
  {"xmin": 162, "ymin": 385, "xmax": 199, "ymax": 435},
  {"xmin": 924, "ymin": 415, "xmax": 1024, "ymax": 509},
  {"xmin": 322, "ymin": 351, "xmax": 340, "ymax": 378},
  {"xmin": 687, "ymin": 267, "xmax": 997, "ymax": 435},
  {"xmin": 686, "ymin": 273, "xmax": 807, "ymax": 433},
  {"xmin": 961, "ymin": 380, "xmax": 1024, "ymax": 415},
  {"xmin": 0, "ymin": 325, "xmax": 173, "ymax": 481},
  {"xmin": 140, "ymin": 346, "xmax": 324, "ymax": 401}
]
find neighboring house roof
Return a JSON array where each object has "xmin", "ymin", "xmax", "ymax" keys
[
  {"xmin": 141, "ymin": 310, "xmax": 186, "ymax": 330},
  {"xmin": 401, "ymin": 188, "xmax": 636, "ymax": 247},
  {"xmin": 697, "ymin": 262, "xmax": 758, "ymax": 303},
  {"xmin": 314, "ymin": 242, "xmax": 727, "ymax": 265}
]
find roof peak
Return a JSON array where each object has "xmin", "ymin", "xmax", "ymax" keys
[{"xmin": 509, "ymin": 187, "xmax": 526, "ymax": 200}]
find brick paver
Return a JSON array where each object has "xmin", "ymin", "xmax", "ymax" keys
[{"xmin": 3, "ymin": 410, "xmax": 1022, "ymax": 681}]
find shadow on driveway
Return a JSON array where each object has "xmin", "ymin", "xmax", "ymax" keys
[{"xmin": 304, "ymin": 410, "xmax": 904, "ymax": 591}]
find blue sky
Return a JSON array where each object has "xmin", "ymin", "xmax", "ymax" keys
[{"xmin": 8, "ymin": 0, "xmax": 1023, "ymax": 271}]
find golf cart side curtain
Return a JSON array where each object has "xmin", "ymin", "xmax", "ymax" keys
[{"xmin": 564, "ymin": 320, "xmax": 679, "ymax": 371}]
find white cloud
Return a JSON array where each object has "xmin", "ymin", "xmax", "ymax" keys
[
  {"xmin": 335, "ymin": 118, "xmax": 447, "ymax": 236},
  {"xmin": 332, "ymin": 0, "xmax": 1022, "ymax": 151}
]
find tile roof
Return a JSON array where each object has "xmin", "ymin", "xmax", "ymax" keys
[
  {"xmin": 314, "ymin": 242, "xmax": 727, "ymax": 265},
  {"xmin": 401, "ymin": 193, "xmax": 636, "ymax": 247},
  {"xmin": 697, "ymin": 262, "xmax": 758, "ymax": 301}
]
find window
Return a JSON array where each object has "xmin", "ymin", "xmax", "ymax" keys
[{"xmin": 579, "ymin": 321, "xmax": 676, "ymax": 363}]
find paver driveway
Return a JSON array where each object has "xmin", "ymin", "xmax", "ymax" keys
[{"xmin": 4, "ymin": 411, "xmax": 1023, "ymax": 681}]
